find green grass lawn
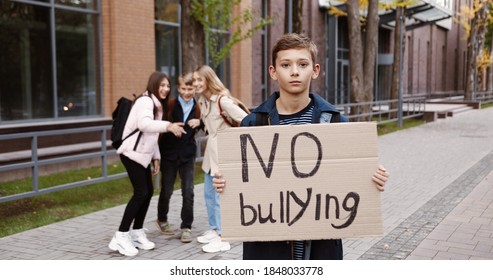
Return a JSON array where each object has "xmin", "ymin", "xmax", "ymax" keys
[
  {"xmin": 0, "ymin": 162, "xmax": 204, "ymax": 237},
  {"xmin": 0, "ymin": 116, "xmax": 428, "ymax": 238},
  {"xmin": 377, "ymin": 118, "xmax": 427, "ymax": 135},
  {"xmin": 481, "ymin": 102, "xmax": 493, "ymax": 109}
]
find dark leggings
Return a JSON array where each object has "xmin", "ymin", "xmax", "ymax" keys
[{"xmin": 118, "ymin": 154, "xmax": 154, "ymax": 232}]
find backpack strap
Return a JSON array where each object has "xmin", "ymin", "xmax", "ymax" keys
[
  {"xmin": 122, "ymin": 129, "xmax": 139, "ymax": 142},
  {"xmin": 133, "ymin": 131, "xmax": 142, "ymax": 151},
  {"xmin": 194, "ymin": 99, "xmax": 201, "ymax": 120},
  {"xmin": 330, "ymin": 112, "xmax": 341, "ymax": 123},
  {"xmin": 166, "ymin": 98, "xmax": 177, "ymax": 121},
  {"xmin": 218, "ymin": 95, "xmax": 234, "ymax": 127},
  {"xmin": 135, "ymin": 94, "xmax": 157, "ymax": 120},
  {"xmin": 255, "ymin": 112, "xmax": 270, "ymax": 126}
]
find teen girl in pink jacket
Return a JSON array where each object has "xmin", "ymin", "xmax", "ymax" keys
[{"xmin": 109, "ymin": 71, "xmax": 185, "ymax": 257}]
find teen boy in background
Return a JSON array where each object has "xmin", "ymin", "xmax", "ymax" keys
[
  {"xmin": 156, "ymin": 72, "xmax": 202, "ymax": 243},
  {"xmin": 213, "ymin": 33, "xmax": 389, "ymax": 260}
]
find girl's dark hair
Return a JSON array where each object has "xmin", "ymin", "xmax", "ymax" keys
[{"xmin": 145, "ymin": 71, "xmax": 170, "ymax": 119}]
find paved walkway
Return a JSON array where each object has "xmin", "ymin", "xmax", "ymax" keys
[{"xmin": 1, "ymin": 107, "xmax": 493, "ymax": 261}]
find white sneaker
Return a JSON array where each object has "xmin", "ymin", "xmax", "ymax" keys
[
  {"xmin": 197, "ymin": 230, "xmax": 219, "ymax": 244},
  {"xmin": 109, "ymin": 231, "xmax": 138, "ymax": 257},
  {"xmin": 130, "ymin": 228, "xmax": 155, "ymax": 250},
  {"xmin": 202, "ymin": 238, "xmax": 231, "ymax": 253}
]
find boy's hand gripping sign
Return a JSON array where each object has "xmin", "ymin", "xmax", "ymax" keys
[{"xmin": 217, "ymin": 122, "xmax": 383, "ymax": 242}]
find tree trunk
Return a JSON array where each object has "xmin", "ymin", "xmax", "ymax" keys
[
  {"xmin": 476, "ymin": 5, "xmax": 488, "ymax": 91},
  {"xmin": 181, "ymin": 0, "xmax": 205, "ymax": 72},
  {"xmin": 346, "ymin": 0, "xmax": 364, "ymax": 121},
  {"xmin": 465, "ymin": 15, "xmax": 479, "ymax": 100},
  {"xmin": 489, "ymin": 27, "xmax": 493, "ymax": 91},
  {"xmin": 285, "ymin": 0, "xmax": 303, "ymax": 34},
  {"xmin": 465, "ymin": 2, "xmax": 489, "ymax": 100},
  {"xmin": 489, "ymin": 51, "xmax": 493, "ymax": 92},
  {"xmin": 293, "ymin": 0, "xmax": 303, "ymax": 34},
  {"xmin": 390, "ymin": 6, "xmax": 405, "ymax": 118},
  {"xmin": 362, "ymin": 0, "xmax": 379, "ymax": 121}
]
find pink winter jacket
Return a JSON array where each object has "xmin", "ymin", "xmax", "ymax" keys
[{"xmin": 117, "ymin": 91, "xmax": 171, "ymax": 167}]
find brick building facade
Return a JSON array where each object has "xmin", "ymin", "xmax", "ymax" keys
[
  {"xmin": 0, "ymin": 0, "xmax": 474, "ymax": 182},
  {"xmin": 0, "ymin": 0, "xmax": 469, "ymax": 126}
]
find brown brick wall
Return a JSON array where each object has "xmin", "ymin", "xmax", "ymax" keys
[
  {"xmin": 101, "ymin": 0, "xmax": 156, "ymax": 117},
  {"xmin": 403, "ymin": 19, "xmax": 467, "ymax": 96},
  {"xmin": 231, "ymin": 2, "xmax": 253, "ymax": 108}
]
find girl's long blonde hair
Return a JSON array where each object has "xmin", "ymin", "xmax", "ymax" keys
[{"xmin": 194, "ymin": 65, "xmax": 231, "ymax": 97}]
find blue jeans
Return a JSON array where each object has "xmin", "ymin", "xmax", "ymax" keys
[{"xmin": 204, "ymin": 172, "xmax": 221, "ymax": 234}]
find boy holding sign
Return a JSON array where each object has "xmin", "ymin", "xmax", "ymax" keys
[{"xmin": 213, "ymin": 33, "xmax": 389, "ymax": 260}]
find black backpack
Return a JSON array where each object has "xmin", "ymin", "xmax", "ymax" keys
[{"xmin": 110, "ymin": 96, "xmax": 139, "ymax": 149}]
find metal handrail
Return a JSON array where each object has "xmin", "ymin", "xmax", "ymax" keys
[
  {"xmin": 337, "ymin": 97, "xmax": 427, "ymax": 124},
  {"xmin": 475, "ymin": 91, "xmax": 493, "ymax": 104},
  {"xmin": 0, "ymin": 125, "xmax": 116, "ymax": 203},
  {"xmin": 0, "ymin": 125, "xmax": 208, "ymax": 203}
]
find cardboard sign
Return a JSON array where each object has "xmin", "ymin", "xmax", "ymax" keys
[{"xmin": 217, "ymin": 122, "xmax": 383, "ymax": 242}]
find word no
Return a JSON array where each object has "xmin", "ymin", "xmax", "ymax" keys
[{"xmin": 240, "ymin": 132, "xmax": 322, "ymax": 182}]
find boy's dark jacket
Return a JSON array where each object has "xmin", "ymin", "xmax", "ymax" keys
[
  {"xmin": 159, "ymin": 98, "xmax": 202, "ymax": 160},
  {"xmin": 240, "ymin": 92, "xmax": 347, "ymax": 260}
]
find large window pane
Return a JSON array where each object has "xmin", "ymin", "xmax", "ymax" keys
[
  {"xmin": 0, "ymin": 3, "xmax": 54, "ymax": 121},
  {"xmin": 55, "ymin": 0, "xmax": 97, "ymax": 10},
  {"xmin": 156, "ymin": 24, "xmax": 179, "ymax": 97},
  {"xmin": 209, "ymin": 32, "xmax": 231, "ymax": 89},
  {"xmin": 155, "ymin": 0, "xmax": 179, "ymax": 22},
  {"xmin": 0, "ymin": 1, "xmax": 101, "ymax": 123},
  {"xmin": 56, "ymin": 9, "xmax": 100, "ymax": 117}
]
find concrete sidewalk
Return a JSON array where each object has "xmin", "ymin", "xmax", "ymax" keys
[{"xmin": 1, "ymin": 107, "xmax": 492, "ymax": 260}]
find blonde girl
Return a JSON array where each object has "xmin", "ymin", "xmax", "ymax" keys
[{"xmin": 193, "ymin": 65, "xmax": 247, "ymax": 253}]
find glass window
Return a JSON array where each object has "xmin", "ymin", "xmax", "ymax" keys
[
  {"xmin": 0, "ymin": 0, "xmax": 101, "ymax": 123},
  {"xmin": 0, "ymin": 2, "xmax": 54, "ymax": 120},
  {"xmin": 337, "ymin": 18, "xmax": 349, "ymax": 50},
  {"xmin": 55, "ymin": 0, "xmax": 97, "ymax": 10},
  {"xmin": 56, "ymin": 9, "xmax": 100, "ymax": 117},
  {"xmin": 155, "ymin": 24, "xmax": 180, "ymax": 97},
  {"xmin": 209, "ymin": 32, "xmax": 231, "ymax": 88},
  {"xmin": 155, "ymin": 0, "xmax": 179, "ymax": 22},
  {"xmin": 154, "ymin": 0, "xmax": 231, "ymax": 95}
]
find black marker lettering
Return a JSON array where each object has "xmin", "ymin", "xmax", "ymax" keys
[
  {"xmin": 332, "ymin": 192, "xmax": 360, "ymax": 229},
  {"xmin": 287, "ymin": 188, "xmax": 312, "ymax": 226},
  {"xmin": 239, "ymin": 193, "xmax": 257, "ymax": 226},
  {"xmin": 240, "ymin": 133, "xmax": 279, "ymax": 182},
  {"xmin": 291, "ymin": 132, "xmax": 322, "ymax": 178}
]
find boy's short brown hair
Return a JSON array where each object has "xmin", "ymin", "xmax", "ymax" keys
[
  {"xmin": 271, "ymin": 33, "xmax": 318, "ymax": 67},
  {"xmin": 178, "ymin": 72, "xmax": 193, "ymax": 86}
]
